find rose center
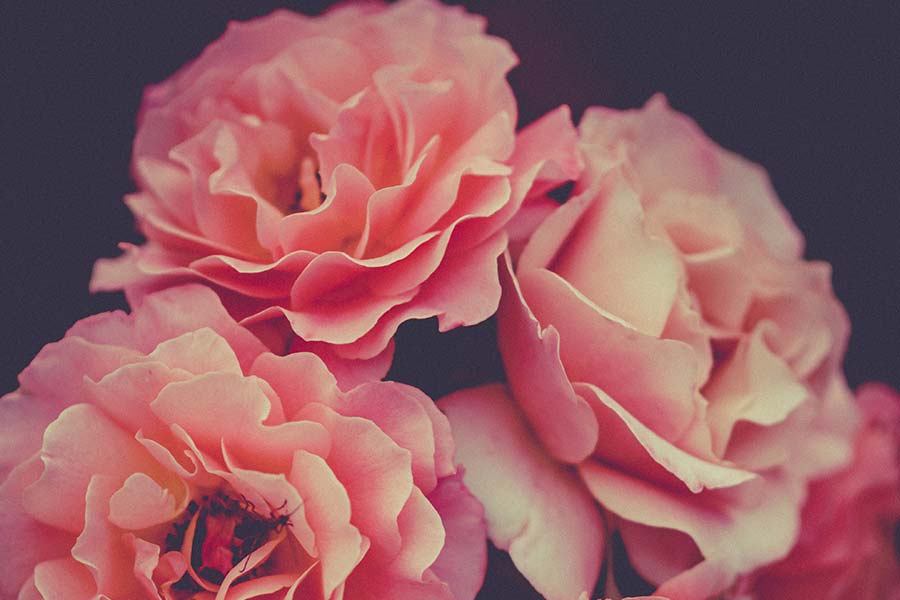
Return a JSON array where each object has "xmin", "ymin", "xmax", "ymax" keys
[{"xmin": 166, "ymin": 491, "xmax": 291, "ymax": 592}]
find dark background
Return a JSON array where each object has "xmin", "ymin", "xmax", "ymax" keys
[{"xmin": 2, "ymin": 2, "xmax": 898, "ymax": 596}]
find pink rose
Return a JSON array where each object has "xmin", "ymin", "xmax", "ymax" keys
[
  {"xmin": 441, "ymin": 95, "xmax": 857, "ymax": 599},
  {"xmin": 740, "ymin": 383, "xmax": 900, "ymax": 600},
  {"xmin": 0, "ymin": 285, "xmax": 486, "ymax": 599},
  {"xmin": 91, "ymin": 0, "xmax": 581, "ymax": 373}
]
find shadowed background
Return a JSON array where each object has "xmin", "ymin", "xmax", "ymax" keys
[{"xmin": 2, "ymin": 1, "xmax": 898, "ymax": 597}]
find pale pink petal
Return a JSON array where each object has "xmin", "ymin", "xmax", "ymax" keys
[
  {"xmin": 517, "ymin": 266, "xmax": 702, "ymax": 448},
  {"xmin": 438, "ymin": 385, "xmax": 604, "ymax": 600},
  {"xmin": 579, "ymin": 95, "xmax": 719, "ymax": 198},
  {"xmin": 550, "ymin": 171, "xmax": 682, "ymax": 337},
  {"xmin": 577, "ymin": 383, "xmax": 755, "ymax": 493},
  {"xmin": 704, "ymin": 323, "xmax": 808, "ymax": 456},
  {"xmin": 344, "ymin": 568, "xmax": 454, "ymax": 600},
  {"xmin": 428, "ymin": 473, "xmax": 487, "ymax": 600},
  {"xmin": 496, "ymin": 255, "xmax": 598, "ymax": 463},
  {"xmin": 509, "ymin": 105, "xmax": 583, "ymax": 200},
  {"xmin": 83, "ymin": 360, "xmax": 190, "ymax": 445},
  {"xmin": 63, "ymin": 309, "xmax": 137, "ymax": 348},
  {"xmin": 0, "ymin": 392, "xmax": 57, "ymax": 482},
  {"xmin": 717, "ymin": 148, "xmax": 804, "ymax": 259},
  {"xmin": 17, "ymin": 337, "xmax": 143, "ymax": 409},
  {"xmin": 580, "ymin": 462, "xmax": 803, "ymax": 599}
]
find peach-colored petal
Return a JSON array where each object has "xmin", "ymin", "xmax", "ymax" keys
[
  {"xmin": 0, "ymin": 456, "xmax": 73, "ymax": 598},
  {"xmin": 150, "ymin": 371, "xmax": 330, "ymax": 471},
  {"xmin": 23, "ymin": 404, "xmax": 160, "ymax": 533},
  {"xmin": 130, "ymin": 284, "xmax": 268, "ymax": 371},
  {"xmin": 146, "ymin": 327, "xmax": 244, "ymax": 376},
  {"xmin": 71, "ymin": 474, "xmax": 148, "ymax": 598},
  {"xmin": 428, "ymin": 473, "xmax": 487, "ymax": 600},
  {"xmin": 83, "ymin": 360, "xmax": 190, "ymax": 446},
  {"xmin": 300, "ymin": 402, "xmax": 413, "ymax": 563},
  {"xmin": 108, "ymin": 472, "xmax": 186, "ymax": 531},
  {"xmin": 33, "ymin": 557, "xmax": 96, "ymax": 600},
  {"xmin": 249, "ymin": 351, "xmax": 341, "ymax": 418},
  {"xmin": 390, "ymin": 487, "xmax": 445, "ymax": 580},
  {"xmin": 341, "ymin": 382, "xmax": 442, "ymax": 493},
  {"xmin": 288, "ymin": 336, "xmax": 394, "ymax": 391},
  {"xmin": 439, "ymin": 385, "xmax": 604, "ymax": 600},
  {"xmin": 288, "ymin": 450, "xmax": 367, "ymax": 597},
  {"xmin": 17, "ymin": 336, "xmax": 143, "ymax": 410}
]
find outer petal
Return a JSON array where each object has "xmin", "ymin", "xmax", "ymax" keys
[
  {"xmin": 580, "ymin": 462, "xmax": 803, "ymax": 600},
  {"xmin": 0, "ymin": 456, "xmax": 73, "ymax": 598},
  {"xmin": 439, "ymin": 385, "xmax": 604, "ymax": 600},
  {"xmin": 299, "ymin": 403, "xmax": 414, "ymax": 564},
  {"xmin": 497, "ymin": 254, "xmax": 598, "ymax": 463},
  {"xmin": 427, "ymin": 473, "xmax": 487, "ymax": 600}
]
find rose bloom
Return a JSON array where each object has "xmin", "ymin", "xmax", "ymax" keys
[
  {"xmin": 440, "ymin": 95, "xmax": 859, "ymax": 599},
  {"xmin": 0, "ymin": 285, "xmax": 486, "ymax": 599},
  {"xmin": 737, "ymin": 383, "xmax": 900, "ymax": 600},
  {"xmin": 91, "ymin": 0, "xmax": 581, "ymax": 376}
]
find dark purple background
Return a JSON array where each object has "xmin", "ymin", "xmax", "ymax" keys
[{"xmin": 3, "ymin": 2, "xmax": 898, "ymax": 597}]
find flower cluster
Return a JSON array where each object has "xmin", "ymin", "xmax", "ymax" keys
[{"xmin": 3, "ymin": 1, "xmax": 897, "ymax": 599}]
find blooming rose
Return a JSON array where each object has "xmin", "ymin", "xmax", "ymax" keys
[
  {"xmin": 91, "ymin": 0, "xmax": 581, "ymax": 374},
  {"xmin": 441, "ymin": 95, "xmax": 858, "ymax": 599},
  {"xmin": 0, "ymin": 285, "xmax": 486, "ymax": 599},
  {"xmin": 738, "ymin": 383, "xmax": 900, "ymax": 600}
]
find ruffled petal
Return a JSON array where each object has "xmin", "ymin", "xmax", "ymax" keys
[{"xmin": 439, "ymin": 385, "xmax": 604, "ymax": 600}]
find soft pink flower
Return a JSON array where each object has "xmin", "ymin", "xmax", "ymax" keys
[
  {"xmin": 91, "ymin": 0, "xmax": 581, "ymax": 372},
  {"xmin": 0, "ymin": 285, "xmax": 485, "ymax": 599},
  {"xmin": 739, "ymin": 383, "xmax": 900, "ymax": 600},
  {"xmin": 441, "ymin": 95, "xmax": 857, "ymax": 599}
]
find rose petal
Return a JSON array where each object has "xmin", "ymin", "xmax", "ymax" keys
[
  {"xmin": 428, "ymin": 473, "xmax": 487, "ymax": 600},
  {"xmin": 438, "ymin": 384, "xmax": 604, "ymax": 600},
  {"xmin": 497, "ymin": 255, "xmax": 599, "ymax": 463}
]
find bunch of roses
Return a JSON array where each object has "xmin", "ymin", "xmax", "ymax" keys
[{"xmin": 2, "ymin": 1, "xmax": 897, "ymax": 599}]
